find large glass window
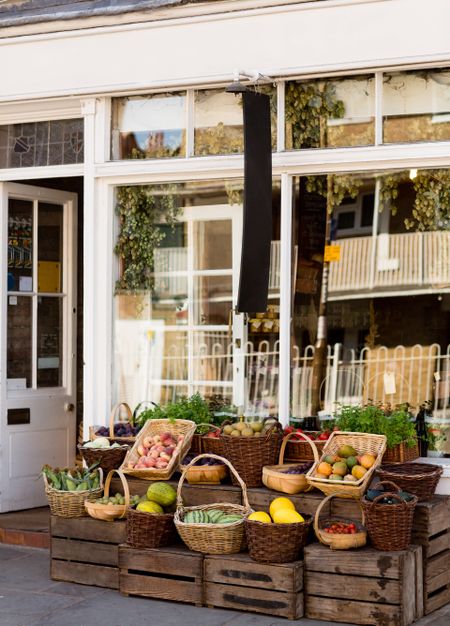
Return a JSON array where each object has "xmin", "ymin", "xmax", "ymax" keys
[{"xmin": 383, "ymin": 69, "xmax": 450, "ymax": 144}]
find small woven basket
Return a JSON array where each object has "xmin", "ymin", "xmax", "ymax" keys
[
  {"xmin": 201, "ymin": 425, "xmax": 226, "ymax": 457},
  {"xmin": 222, "ymin": 420, "xmax": 283, "ymax": 488},
  {"xmin": 44, "ymin": 468, "xmax": 103, "ymax": 518},
  {"xmin": 126, "ymin": 506, "xmax": 176, "ymax": 549},
  {"xmin": 314, "ymin": 494, "xmax": 367, "ymax": 550},
  {"xmin": 175, "ymin": 453, "xmax": 252, "ymax": 555},
  {"xmin": 377, "ymin": 463, "xmax": 443, "ymax": 502},
  {"xmin": 306, "ymin": 431, "xmax": 387, "ymax": 499},
  {"xmin": 245, "ymin": 514, "xmax": 312, "ymax": 563},
  {"xmin": 90, "ymin": 402, "xmax": 136, "ymax": 444},
  {"xmin": 361, "ymin": 480, "xmax": 418, "ymax": 551},
  {"xmin": 382, "ymin": 439, "xmax": 420, "ymax": 464},
  {"xmin": 121, "ymin": 419, "xmax": 196, "ymax": 480},
  {"xmin": 285, "ymin": 431, "xmax": 327, "ymax": 462},
  {"xmin": 85, "ymin": 469, "xmax": 129, "ymax": 521},
  {"xmin": 78, "ymin": 443, "xmax": 129, "ymax": 475},
  {"xmin": 262, "ymin": 432, "xmax": 319, "ymax": 495}
]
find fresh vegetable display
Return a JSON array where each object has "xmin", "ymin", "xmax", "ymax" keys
[
  {"xmin": 126, "ymin": 431, "xmax": 185, "ymax": 470},
  {"xmin": 41, "ymin": 464, "xmax": 101, "ymax": 491},
  {"xmin": 135, "ymin": 393, "xmax": 212, "ymax": 434},
  {"xmin": 323, "ymin": 521, "xmax": 358, "ymax": 534}
]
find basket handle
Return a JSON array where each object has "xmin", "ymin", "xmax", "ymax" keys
[
  {"xmin": 176, "ymin": 452, "xmax": 250, "ymax": 511},
  {"xmin": 133, "ymin": 400, "xmax": 158, "ymax": 423},
  {"xmin": 198, "ymin": 423, "xmax": 222, "ymax": 435},
  {"xmin": 314, "ymin": 493, "xmax": 364, "ymax": 545},
  {"xmin": 279, "ymin": 431, "xmax": 320, "ymax": 465},
  {"xmin": 109, "ymin": 402, "xmax": 133, "ymax": 438},
  {"xmin": 260, "ymin": 417, "xmax": 284, "ymax": 441},
  {"xmin": 376, "ymin": 479, "xmax": 401, "ymax": 493},
  {"xmin": 103, "ymin": 469, "xmax": 130, "ymax": 519}
]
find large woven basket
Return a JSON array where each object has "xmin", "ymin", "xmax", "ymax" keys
[
  {"xmin": 306, "ymin": 431, "xmax": 387, "ymax": 499},
  {"xmin": 175, "ymin": 453, "xmax": 252, "ymax": 554},
  {"xmin": 382, "ymin": 439, "xmax": 419, "ymax": 464},
  {"xmin": 78, "ymin": 443, "xmax": 129, "ymax": 475},
  {"xmin": 126, "ymin": 506, "xmax": 177, "ymax": 549},
  {"xmin": 285, "ymin": 431, "xmax": 327, "ymax": 462},
  {"xmin": 120, "ymin": 419, "xmax": 196, "ymax": 480},
  {"xmin": 377, "ymin": 463, "xmax": 443, "ymax": 502},
  {"xmin": 361, "ymin": 480, "xmax": 417, "ymax": 551},
  {"xmin": 245, "ymin": 514, "xmax": 312, "ymax": 563},
  {"xmin": 85, "ymin": 469, "xmax": 129, "ymax": 521},
  {"xmin": 314, "ymin": 494, "xmax": 367, "ymax": 550},
  {"xmin": 44, "ymin": 468, "xmax": 103, "ymax": 518},
  {"xmin": 90, "ymin": 402, "xmax": 136, "ymax": 444},
  {"xmin": 201, "ymin": 425, "xmax": 226, "ymax": 457},
  {"xmin": 222, "ymin": 421, "xmax": 283, "ymax": 488},
  {"xmin": 262, "ymin": 432, "xmax": 318, "ymax": 495}
]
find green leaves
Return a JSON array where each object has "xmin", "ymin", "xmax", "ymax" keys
[{"xmin": 136, "ymin": 393, "xmax": 212, "ymax": 433}]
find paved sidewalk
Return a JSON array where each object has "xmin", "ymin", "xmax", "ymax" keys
[{"xmin": 1, "ymin": 545, "xmax": 450, "ymax": 626}]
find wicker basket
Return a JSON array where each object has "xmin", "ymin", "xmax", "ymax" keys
[
  {"xmin": 44, "ymin": 468, "xmax": 103, "ymax": 518},
  {"xmin": 174, "ymin": 453, "xmax": 252, "ymax": 554},
  {"xmin": 90, "ymin": 402, "xmax": 136, "ymax": 445},
  {"xmin": 314, "ymin": 494, "xmax": 367, "ymax": 550},
  {"xmin": 262, "ymin": 432, "xmax": 319, "ymax": 495},
  {"xmin": 201, "ymin": 425, "xmax": 226, "ymax": 457},
  {"xmin": 305, "ymin": 431, "xmax": 387, "ymax": 499},
  {"xmin": 179, "ymin": 461, "xmax": 228, "ymax": 485},
  {"xmin": 85, "ymin": 469, "xmax": 129, "ymax": 521},
  {"xmin": 222, "ymin": 420, "xmax": 283, "ymax": 488},
  {"xmin": 361, "ymin": 480, "xmax": 418, "ymax": 551},
  {"xmin": 120, "ymin": 419, "xmax": 196, "ymax": 480},
  {"xmin": 245, "ymin": 514, "xmax": 312, "ymax": 563},
  {"xmin": 126, "ymin": 506, "xmax": 177, "ymax": 549},
  {"xmin": 382, "ymin": 439, "xmax": 420, "ymax": 464},
  {"xmin": 78, "ymin": 443, "xmax": 129, "ymax": 475},
  {"xmin": 285, "ymin": 431, "xmax": 327, "ymax": 462},
  {"xmin": 377, "ymin": 463, "xmax": 443, "ymax": 502}
]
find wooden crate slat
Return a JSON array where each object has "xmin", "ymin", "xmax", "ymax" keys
[
  {"xmin": 204, "ymin": 553, "xmax": 303, "ymax": 593},
  {"xmin": 425, "ymin": 585, "xmax": 450, "ymax": 615},
  {"xmin": 305, "ymin": 571, "xmax": 400, "ymax": 604},
  {"xmin": 426, "ymin": 530, "xmax": 450, "ymax": 557},
  {"xmin": 412, "ymin": 497, "xmax": 450, "ymax": 538},
  {"xmin": 304, "ymin": 544, "xmax": 404, "ymax": 579},
  {"xmin": 414, "ymin": 542, "xmax": 424, "ymax": 619},
  {"xmin": 50, "ymin": 516, "xmax": 126, "ymax": 544},
  {"xmin": 401, "ymin": 544, "xmax": 421, "ymax": 626},
  {"xmin": 120, "ymin": 572, "xmax": 203, "ymax": 605},
  {"xmin": 425, "ymin": 549, "xmax": 450, "ymax": 580},
  {"xmin": 51, "ymin": 537, "xmax": 118, "ymax": 566},
  {"xmin": 119, "ymin": 545, "xmax": 202, "ymax": 578},
  {"xmin": 305, "ymin": 595, "xmax": 403, "ymax": 626},
  {"xmin": 426, "ymin": 567, "xmax": 450, "ymax": 595},
  {"xmin": 205, "ymin": 581, "xmax": 303, "ymax": 620},
  {"xmin": 51, "ymin": 560, "xmax": 118, "ymax": 589}
]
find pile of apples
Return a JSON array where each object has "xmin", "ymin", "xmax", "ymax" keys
[
  {"xmin": 284, "ymin": 426, "xmax": 330, "ymax": 441},
  {"xmin": 126, "ymin": 431, "xmax": 184, "ymax": 471}
]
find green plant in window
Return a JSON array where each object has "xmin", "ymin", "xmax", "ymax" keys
[
  {"xmin": 114, "ymin": 185, "xmax": 181, "ymax": 293},
  {"xmin": 306, "ymin": 174, "xmax": 362, "ymax": 213},
  {"xmin": 135, "ymin": 392, "xmax": 212, "ymax": 433}
]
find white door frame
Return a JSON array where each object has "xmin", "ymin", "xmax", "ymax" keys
[{"xmin": 0, "ymin": 182, "xmax": 77, "ymax": 511}]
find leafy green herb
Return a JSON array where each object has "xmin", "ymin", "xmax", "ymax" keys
[{"xmin": 136, "ymin": 393, "xmax": 212, "ymax": 433}]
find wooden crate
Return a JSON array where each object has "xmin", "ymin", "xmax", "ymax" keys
[
  {"xmin": 204, "ymin": 552, "xmax": 303, "ymax": 620},
  {"xmin": 50, "ymin": 516, "xmax": 126, "ymax": 590},
  {"xmin": 411, "ymin": 496, "xmax": 450, "ymax": 615},
  {"xmin": 304, "ymin": 543, "xmax": 423, "ymax": 626},
  {"xmin": 119, "ymin": 544, "xmax": 203, "ymax": 606}
]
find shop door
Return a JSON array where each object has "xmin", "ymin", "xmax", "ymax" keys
[{"xmin": 0, "ymin": 183, "xmax": 77, "ymax": 512}]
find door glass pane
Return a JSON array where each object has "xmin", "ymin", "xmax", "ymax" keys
[
  {"xmin": 112, "ymin": 93, "xmax": 186, "ymax": 159},
  {"xmin": 37, "ymin": 297, "xmax": 62, "ymax": 387},
  {"xmin": 194, "ymin": 220, "xmax": 232, "ymax": 270},
  {"xmin": 194, "ymin": 275, "xmax": 233, "ymax": 325},
  {"xmin": 193, "ymin": 331, "xmax": 232, "ymax": 382},
  {"xmin": 7, "ymin": 296, "xmax": 32, "ymax": 388},
  {"xmin": 38, "ymin": 202, "xmax": 63, "ymax": 293},
  {"xmin": 8, "ymin": 198, "xmax": 33, "ymax": 292}
]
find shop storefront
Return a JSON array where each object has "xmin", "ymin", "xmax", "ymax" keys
[{"xmin": 1, "ymin": 0, "xmax": 450, "ymax": 511}]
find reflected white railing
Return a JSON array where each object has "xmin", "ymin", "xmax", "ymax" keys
[{"xmin": 328, "ymin": 231, "xmax": 450, "ymax": 294}]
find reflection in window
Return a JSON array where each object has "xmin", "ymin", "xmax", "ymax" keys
[
  {"xmin": 8, "ymin": 199, "xmax": 33, "ymax": 292},
  {"xmin": 37, "ymin": 297, "xmax": 62, "ymax": 387},
  {"xmin": 7, "ymin": 296, "xmax": 32, "ymax": 388},
  {"xmin": 112, "ymin": 94, "xmax": 186, "ymax": 159},
  {"xmin": 383, "ymin": 69, "xmax": 450, "ymax": 143},
  {"xmin": 286, "ymin": 75, "xmax": 375, "ymax": 149}
]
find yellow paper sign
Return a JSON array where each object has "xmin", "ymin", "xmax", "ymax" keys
[
  {"xmin": 38, "ymin": 261, "xmax": 61, "ymax": 293},
  {"xmin": 324, "ymin": 245, "xmax": 341, "ymax": 263}
]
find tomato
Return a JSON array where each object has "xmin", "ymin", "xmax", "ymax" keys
[
  {"xmin": 284, "ymin": 426, "xmax": 294, "ymax": 435},
  {"xmin": 318, "ymin": 432, "xmax": 329, "ymax": 440}
]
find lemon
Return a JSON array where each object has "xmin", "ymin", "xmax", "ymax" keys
[
  {"xmin": 248, "ymin": 511, "xmax": 272, "ymax": 523},
  {"xmin": 136, "ymin": 501, "xmax": 163, "ymax": 514},
  {"xmin": 272, "ymin": 509, "xmax": 305, "ymax": 524},
  {"xmin": 269, "ymin": 497, "xmax": 295, "ymax": 519}
]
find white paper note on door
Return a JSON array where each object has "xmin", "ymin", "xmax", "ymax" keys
[{"xmin": 383, "ymin": 371, "xmax": 397, "ymax": 395}]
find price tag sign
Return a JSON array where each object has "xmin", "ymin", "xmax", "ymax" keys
[
  {"xmin": 324, "ymin": 245, "xmax": 341, "ymax": 263},
  {"xmin": 383, "ymin": 371, "xmax": 397, "ymax": 395}
]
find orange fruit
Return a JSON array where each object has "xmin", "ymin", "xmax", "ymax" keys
[
  {"xmin": 360, "ymin": 453, "xmax": 376, "ymax": 469},
  {"xmin": 317, "ymin": 462, "xmax": 333, "ymax": 477},
  {"xmin": 352, "ymin": 465, "xmax": 367, "ymax": 480}
]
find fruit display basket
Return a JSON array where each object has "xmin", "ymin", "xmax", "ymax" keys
[
  {"xmin": 120, "ymin": 418, "xmax": 196, "ymax": 480},
  {"xmin": 222, "ymin": 420, "xmax": 283, "ymax": 488},
  {"xmin": 313, "ymin": 494, "xmax": 367, "ymax": 550},
  {"xmin": 305, "ymin": 431, "xmax": 387, "ymax": 499},
  {"xmin": 245, "ymin": 513, "xmax": 312, "ymax": 563},
  {"xmin": 174, "ymin": 453, "xmax": 253, "ymax": 555},
  {"xmin": 285, "ymin": 431, "xmax": 327, "ymax": 462},
  {"xmin": 361, "ymin": 480, "xmax": 418, "ymax": 551},
  {"xmin": 382, "ymin": 439, "xmax": 420, "ymax": 463},
  {"xmin": 90, "ymin": 402, "xmax": 139, "ymax": 445},
  {"xmin": 200, "ymin": 424, "xmax": 226, "ymax": 457},
  {"xmin": 85, "ymin": 469, "xmax": 130, "ymax": 521},
  {"xmin": 44, "ymin": 468, "xmax": 103, "ymax": 519},
  {"xmin": 78, "ymin": 443, "xmax": 129, "ymax": 475},
  {"xmin": 262, "ymin": 432, "xmax": 318, "ymax": 495},
  {"xmin": 377, "ymin": 462, "xmax": 443, "ymax": 502},
  {"xmin": 180, "ymin": 454, "xmax": 228, "ymax": 485},
  {"xmin": 126, "ymin": 506, "xmax": 177, "ymax": 549}
]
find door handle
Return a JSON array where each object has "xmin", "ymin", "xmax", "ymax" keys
[{"xmin": 64, "ymin": 403, "xmax": 75, "ymax": 412}]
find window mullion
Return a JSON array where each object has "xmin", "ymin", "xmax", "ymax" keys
[
  {"xmin": 186, "ymin": 90, "xmax": 195, "ymax": 158},
  {"xmin": 31, "ymin": 199, "xmax": 38, "ymax": 389},
  {"xmin": 277, "ymin": 81, "xmax": 285, "ymax": 152},
  {"xmin": 375, "ymin": 71, "xmax": 383, "ymax": 146}
]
